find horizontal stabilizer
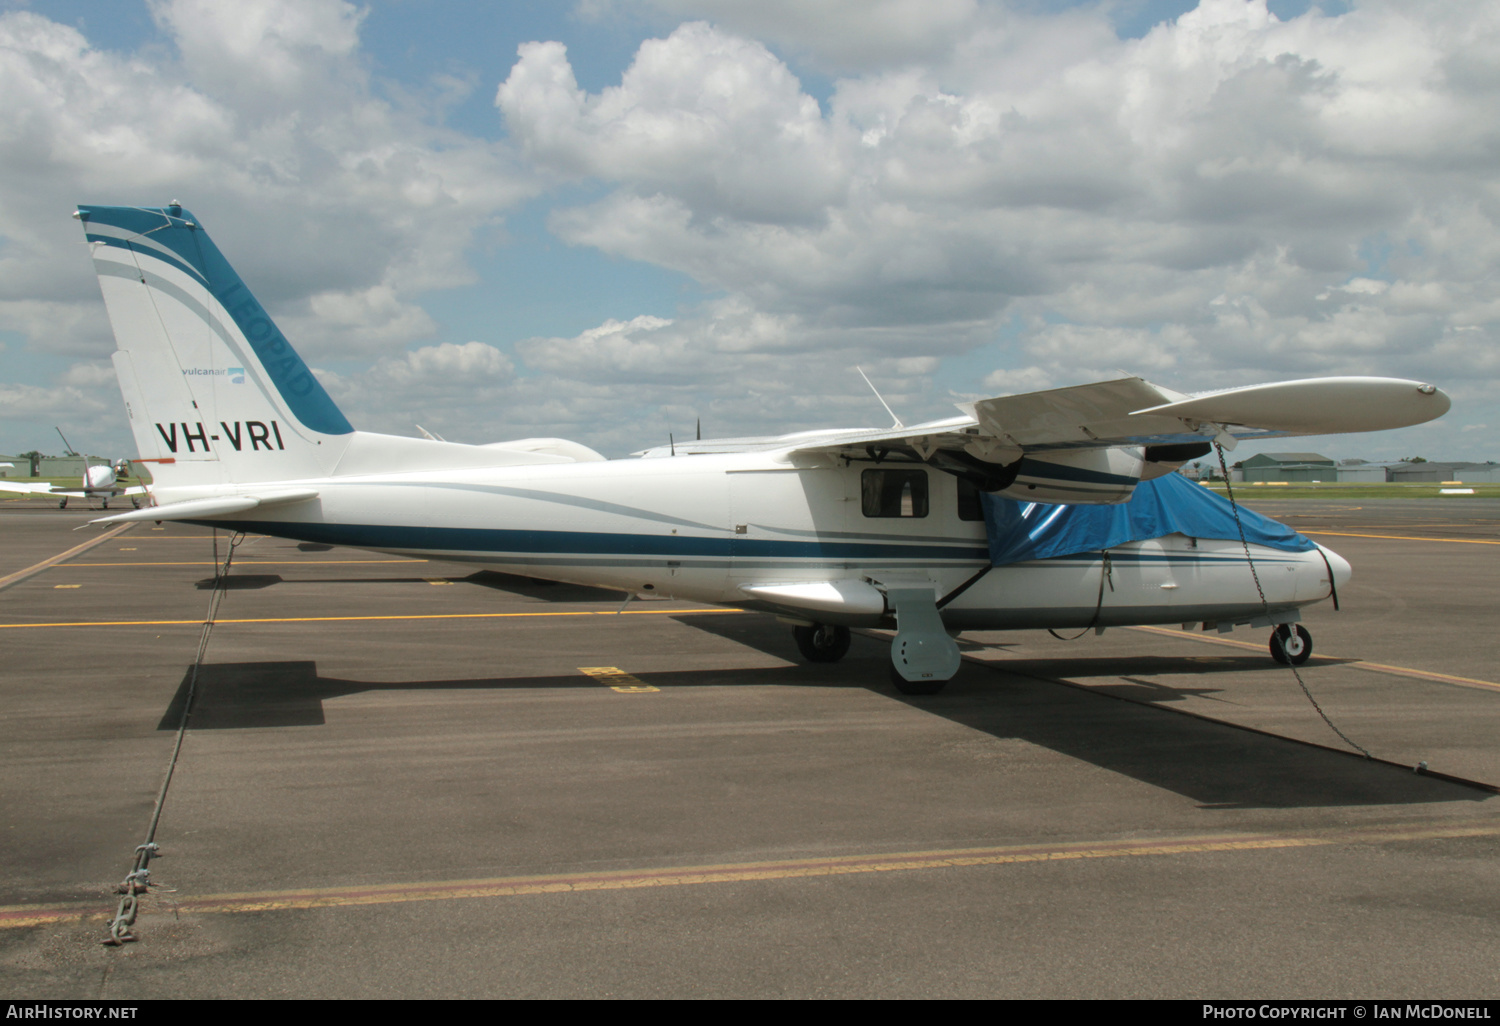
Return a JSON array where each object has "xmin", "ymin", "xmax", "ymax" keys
[{"xmin": 90, "ymin": 488, "xmax": 319, "ymax": 525}]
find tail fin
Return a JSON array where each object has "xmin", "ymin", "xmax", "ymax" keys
[{"xmin": 77, "ymin": 203, "xmax": 353, "ymax": 487}]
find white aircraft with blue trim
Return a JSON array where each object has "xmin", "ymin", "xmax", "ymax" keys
[{"xmin": 75, "ymin": 203, "xmax": 1451, "ymax": 694}]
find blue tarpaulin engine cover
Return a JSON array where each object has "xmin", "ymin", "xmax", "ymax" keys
[{"xmin": 981, "ymin": 472, "xmax": 1317, "ymax": 566}]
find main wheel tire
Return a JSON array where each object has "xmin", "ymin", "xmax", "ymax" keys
[
  {"xmin": 793, "ymin": 624, "xmax": 851, "ymax": 663},
  {"xmin": 1270, "ymin": 624, "xmax": 1312, "ymax": 666},
  {"xmin": 889, "ymin": 661, "xmax": 948, "ymax": 695}
]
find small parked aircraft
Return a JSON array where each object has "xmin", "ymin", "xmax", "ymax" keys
[
  {"xmin": 74, "ymin": 204, "xmax": 1450, "ymax": 693},
  {"xmin": 0, "ymin": 430, "xmax": 145, "ymax": 509}
]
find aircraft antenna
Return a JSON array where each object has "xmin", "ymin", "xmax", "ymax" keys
[
  {"xmin": 670, "ymin": 432, "xmax": 676, "ymax": 456},
  {"xmin": 696, "ymin": 418, "xmax": 701, "ymax": 441},
  {"xmin": 857, "ymin": 367, "xmax": 904, "ymax": 428}
]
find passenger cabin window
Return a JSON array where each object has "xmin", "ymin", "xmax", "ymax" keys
[
  {"xmin": 956, "ymin": 477, "xmax": 985, "ymax": 522},
  {"xmin": 862, "ymin": 469, "xmax": 928, "ymax": 518}
]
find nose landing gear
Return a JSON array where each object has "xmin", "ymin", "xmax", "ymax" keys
[{"xmin": 1270, "ymin": 623, "xmax": 1313, "ymax": 665}]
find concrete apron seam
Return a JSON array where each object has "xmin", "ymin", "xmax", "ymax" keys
[{"xmin": 0, "ymin": 522, "xmax": 134, "ymax": 592}]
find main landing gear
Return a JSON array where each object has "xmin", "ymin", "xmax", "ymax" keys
[
  {"xmin": 793, "ymin": 623, "xmax": 850, "ymax": 662},
  {"xmin": 1270, "ymin": 623, "xmax": 1313, "ymax": 665},
  {"xmin": 790, "ymin": 586, "xmax": 963, "ymax": 697}
]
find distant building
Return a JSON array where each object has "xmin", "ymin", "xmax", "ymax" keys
[
  {"xmin": 1446, "ymin": 462, "xmax": 1500, "ymax": 484},
  {"xmin": 1240, "ymin": 452, "xmax": 1335, "ymax": 483},
  {"xmin": 0, "ymin": 455, "xmax": 20, "ymax": 477},
  {"xmin": 1388, "ymin": 461, "xmax": 1456, "ymax": 483},
  {"xmin": 1337, "ymin": 461, "xmax": 1405, "ymax": 483},
  {"xmin": 37, "ymin": 456, "xmax": 88, "ymax": 478},
  {"xmin": 1325, "ymin": 460, "xmax": 1500, "ymax": 483}
]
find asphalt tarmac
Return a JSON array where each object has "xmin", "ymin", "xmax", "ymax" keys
[{"xmin": 2, "ymin": 495, "xmax": 1498, "ymax": 999}]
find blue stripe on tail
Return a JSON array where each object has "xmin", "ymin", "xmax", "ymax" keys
[{"xmin": 76, "ymin": 204, "xmax": 354, "ymax": 436}]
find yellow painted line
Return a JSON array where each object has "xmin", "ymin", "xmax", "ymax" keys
[
  {"xmin": 424, "ymin": 578, "xmax": 454, "ymax": 586},
  {"xmin": 5, "ymin": 820, "xmax": 1495, "ymax": 929},
  {"xmin": 1301, "ymin": 530, "xmax": 1500, "ymax": 545},
  {"xmin": 53, "ymin": 585, "xmax": 81, "ymax": 590},
  {"xmin": 0, "ymin": 524, "xmax": 133, "ymax": 590},
  {"xmin": 1341, "ymin": 661, "xmax": 1500, "ymax": 693},
  {"xmin": 579, "ymin": 666, "xmax": 661, "ymax": 693},
  {"xmin": 1129, "ymin": 624, "xmax": 1285, "ymax": 653},
  {"xmin": 1128, "ymin": 625, "xmax": 1500, "ymax": 693},
  {"xmin": 56, "ymin": 560, "xmax": 426, "ymax": 567},
  {"xmin": 0, "ymin": 608, "xmax": 745, "ymax": 630}
]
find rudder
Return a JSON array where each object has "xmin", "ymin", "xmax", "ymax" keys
[{"xmin": 77, "ymin": 203, "xmax": 354, "ymax": 487}]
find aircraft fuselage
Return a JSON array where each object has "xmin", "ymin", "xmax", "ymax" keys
[{"xmin": 177, "ymin": 449, "xmax": 1341, "ymax": 633}]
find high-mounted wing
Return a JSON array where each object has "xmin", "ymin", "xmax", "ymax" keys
[{"xmin": 773, "ymin": 375, "xmax": 1450, "ymax": 505}]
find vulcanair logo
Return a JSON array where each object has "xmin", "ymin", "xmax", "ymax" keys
[{"xmin": 183, "ymin": 368, "xmax": 246, "ymax": 384}]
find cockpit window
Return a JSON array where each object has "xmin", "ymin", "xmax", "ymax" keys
[{"xmin": 861, "ymin": 469, "xmax": 928, "ymax": 518}]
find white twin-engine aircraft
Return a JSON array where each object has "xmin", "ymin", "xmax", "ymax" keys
[
  {"xmin": 0, "ymin": 453, "xmax": 144, "ymax": 509},
  {"xmin": 0, "ymin": 428, "xmax": 145, "ymax": 508},
  {"xmin": 76, "ymin": 204, "xmax": 1450, "ymax": 694}
]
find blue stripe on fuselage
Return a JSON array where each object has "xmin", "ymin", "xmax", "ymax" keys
[{"xmin": 187, "ymin": 519, "xmax": 993, "ymax": 562}]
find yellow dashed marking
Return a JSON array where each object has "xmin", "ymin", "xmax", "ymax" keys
[
  {"xmin": 578, "ymin": 666, "xmax": 661, "ymax": 693},
  {"xmin": 53, "ymin": 585, "xmax": 81, "ymax": 589},
  {"xmin": 1127, "ymin": 625, "xmax": 1500, "ymax": 693},
  {"xmin": 1300, "ymin": 530, "xmax": 1500, "ymax": 545},
  {"xmin": 424, "ymin": 578, "xmax": 454, "ymax": 586},
  {"xmin": 117, "ymin": 547, "xmax": 137, "ymax": 551},
  {"xmin": 4, "ymin": 820, "xmax": 1494, "ymax": 929},
  {"xmin": 0, "ymin": 608, "xmax": 744, "ymax": 629},
  {"xmin": 59, "ymin": 560, "xmax": 425, "ymax": 567}
]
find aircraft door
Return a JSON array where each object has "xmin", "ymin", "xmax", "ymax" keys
[{"xmin": 727, "ymin": 466, "xmax": 850, "ymax": 583}]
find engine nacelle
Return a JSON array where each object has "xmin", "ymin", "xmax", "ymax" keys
[{"xmin": 989, "ymin": 448, "xmax": 1144, "ymax": 505}]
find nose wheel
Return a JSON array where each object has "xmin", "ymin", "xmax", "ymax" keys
[{"xmin": 1270, "ymin": 624, "xmax": 1313, "ymax": 665}]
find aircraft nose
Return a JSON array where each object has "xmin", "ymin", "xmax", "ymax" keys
[{"xmin": 1317, "ymin": 544, "xmax": 1352, "ymax": 592}]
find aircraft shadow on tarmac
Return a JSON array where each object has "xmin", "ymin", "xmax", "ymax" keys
[
  {"xmin": 194, "ymin": 574, "xmax": 283, "ymax": 590},
  {"xmin": 157, "ymin": 626, "xmax": 1485, "ymax": 813},
  {"xmin": 673, "ymin": 611, "xmax": 1487, "ymax": 811},
  {"xmin": 193, "ymin": 569, "xmax": 625, "ymax": 602}
]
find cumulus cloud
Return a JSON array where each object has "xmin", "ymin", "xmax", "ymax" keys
[
  {"xmin": 491, "ymin": 1, "xmax": 1500, "ymax": 455},
  {"xmin": 612, "ymin": 0, "xmax": 982, "ymax": 72},
  {"xmin": 0, "ymin": 0, "xmax": 535, "ymax": 366},
  {"xmin": 7, "ymin": 1, "xmax": 1500, "ymax": 461},
  {"xmin": 498, "ymin": 24, "xmax": 846, "ymax": 224},
  {"xmin": 0, "ymin": 380, "xmax": 112, "ymax": 435}
]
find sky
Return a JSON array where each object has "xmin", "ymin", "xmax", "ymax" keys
[{"xmin": 0, "ymin": 0, "xmax": 1493, "ymax": 465}]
